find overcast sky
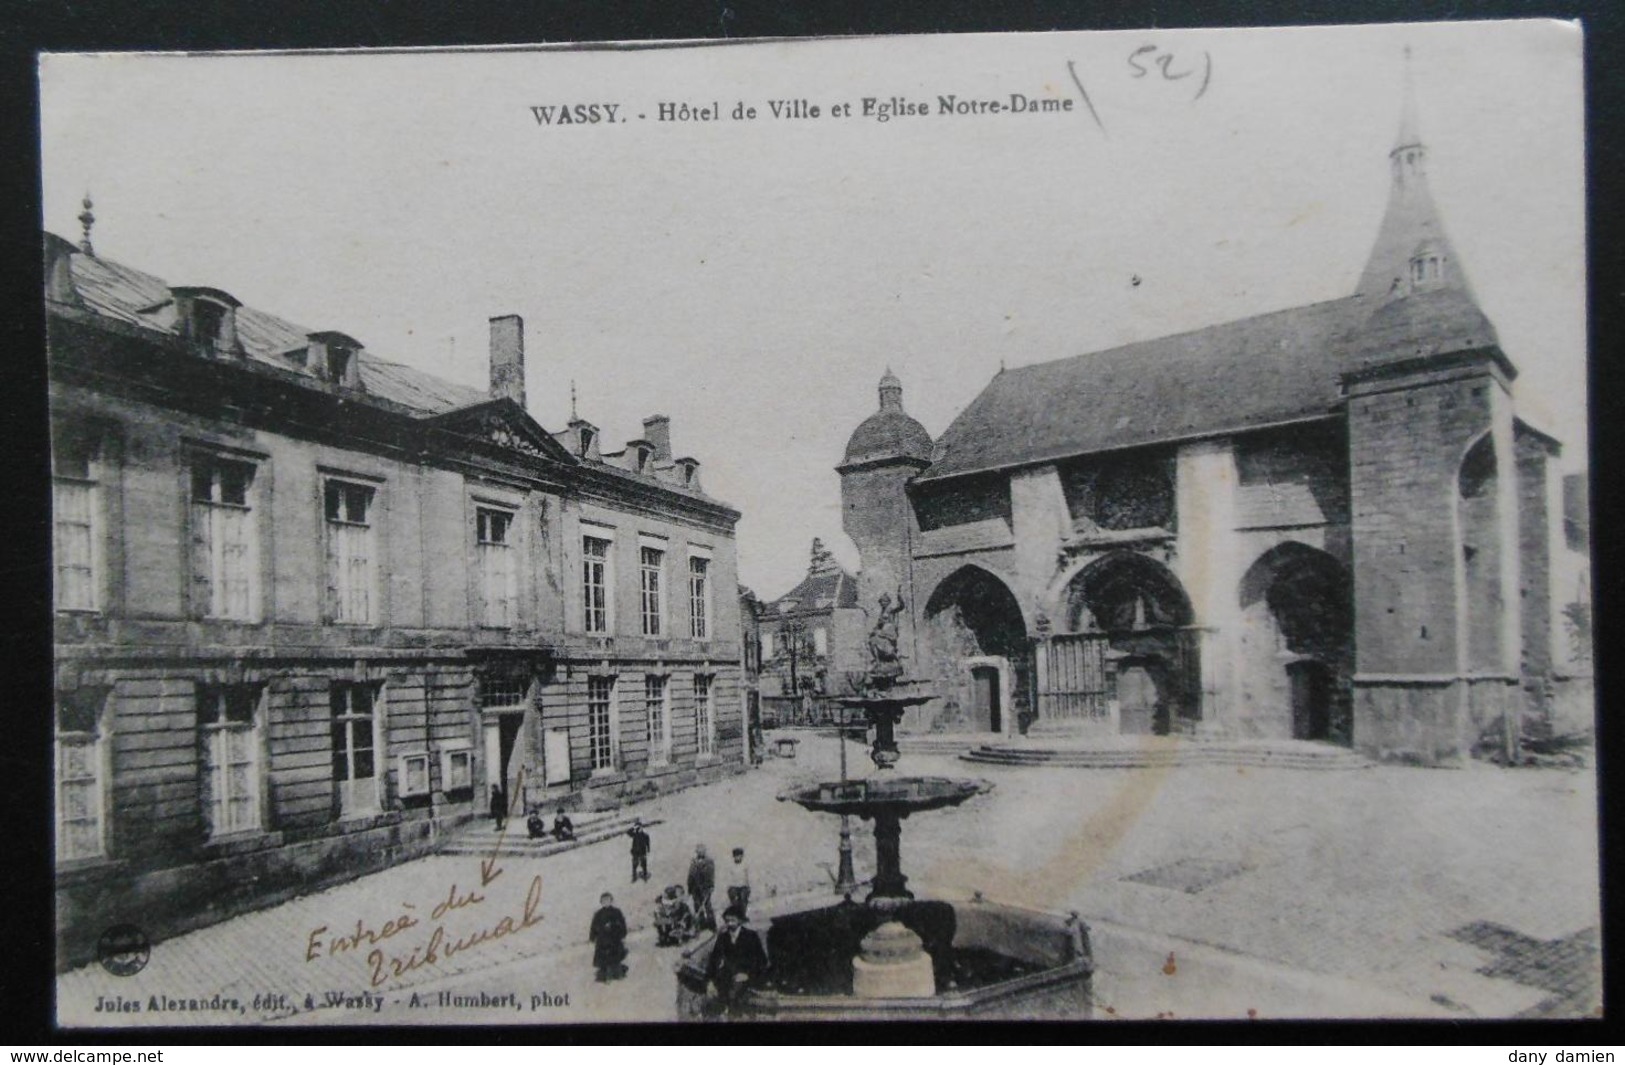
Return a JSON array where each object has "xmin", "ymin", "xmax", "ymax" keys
[{"xmin": 39, "ymin": 21, "xmax": 1586, "ymax": 599}]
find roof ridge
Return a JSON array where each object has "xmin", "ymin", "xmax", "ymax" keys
[{"xmin": 1000, "ymin": 294, "xmax": 1365, "ymax": 378}]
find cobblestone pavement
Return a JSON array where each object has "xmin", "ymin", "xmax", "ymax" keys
[{"xmin": 56, "ymin": 734, "xmax": 1601, "ymax": 1025}]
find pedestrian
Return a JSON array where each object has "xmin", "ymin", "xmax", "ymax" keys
[
  {"xmin": 588, "ymin": 892, "xmax": 628, "ymax": 983},
  {"xmin": 724, "ymin": 846, "xmax": 751, "ymax": 918},
  {"xmin": 489, "ymin": 783, "xmax": 506, "ymax": 831},
  {"xmin": 687, "ymin": 844, "xmax": 716, "ymax": 930},
  {"xmin": 705, "ymin": 905, "xmax": 767, "ymax": 1015},
  {"xmin": 526, "ymin": 806, "xmax": 547, "ymax": 840},
  {"xmin": 628, "ymin": 819, "xmax": 651, "ymax": 882},
  {"xmin": 552, "ymin": 807, "xmax": 575, "ymax": 842}
]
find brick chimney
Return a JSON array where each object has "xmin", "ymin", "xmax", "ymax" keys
[
  {"xmin": 489, "ymin": 315, "xmax": 526, "ymax": 408},
  {"xmin": 642, "ymin": 415, "xmax": 672, "ymax": 462}
]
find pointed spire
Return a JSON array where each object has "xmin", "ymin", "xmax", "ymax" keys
[
  {"xmin": 570, "ymin": 379, "xmax": 578, "ymax": 421},
  {"xmin": 77, "ymin": 193, "xmax": 96, "ymax": 257},
  {"xmin": 1393, "ymin": 46, "xmax": 1421, "ymax": 153},
  {"xmin": 1354, "ymin": 48, "xmax": 1473, "ymax": 303}
]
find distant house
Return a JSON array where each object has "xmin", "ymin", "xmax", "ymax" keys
[
  {"xmin": 758, "ymin": 541, "xmax": 866, "ymax": 709},
  {"xmin": 47, "ymin": 223, "xmax": 745, "ymax": 966}
]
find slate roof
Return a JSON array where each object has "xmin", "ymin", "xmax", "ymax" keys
[
  {"xmin": 920, "ymin": 296, "xmax": 1378, "ymax": 483},
  {"xmin": 768, "ymin": 567, "xmax": 859, "ymax": 614},
  {"xmin": 63, "ymin": 243, "xmax": 485, "ymax": 414},
  {"xmin": 843, "ymin": 407, "xmax": 933, "ymax": 467}
]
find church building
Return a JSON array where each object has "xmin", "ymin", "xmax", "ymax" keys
[{"xmin": 838, "ymin": 82, "xmax": 1570, "ymax": 766}]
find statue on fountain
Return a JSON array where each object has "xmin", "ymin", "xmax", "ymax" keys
[{"xmin": 865, "ymin": 589, "xmax": 907, "ymax": 690}]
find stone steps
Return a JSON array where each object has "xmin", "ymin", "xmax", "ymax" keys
[
  {"xmin": 959, "ymin": 741, "xmax": 1371, "ymax": 770},
  {"xmin": 438, "ymin": 813, "xmax": 665, "ymax": 858}
]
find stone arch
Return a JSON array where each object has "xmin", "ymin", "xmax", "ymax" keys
[
  {"xmin": 1064, "ymin": 551, "xmax": 1193, "ymax": 634},
  {"xmin": 922, "ymin": 565, "xmax": 1032, "ymax": 734},
  {"xmin": 1456, "ymin": 432, "xmax": 1502, "ymax": 672},
  {"xmin": 1237, "ymin": 542, "xmax": 1353, "ymax": 743},
  {"xmin": 1058, "ymin": 552, "xmax": 1199, "ymax": 736}
]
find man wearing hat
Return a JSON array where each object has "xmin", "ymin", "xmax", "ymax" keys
[
  {"xmin": 723, "ymin": 846, "xmax": 751, "ymax": 918},
  {"xmin": 704, "ymin": 905, "xmax": 767, "ymax": 1014},
  {"xmin": 627, "ymin": 819, "xmax": 652, "ymax": 882}
]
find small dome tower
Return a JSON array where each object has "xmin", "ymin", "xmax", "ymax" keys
[{"xmin": 839, "ymin": 369, "xmax": 934, "ymax": 663}]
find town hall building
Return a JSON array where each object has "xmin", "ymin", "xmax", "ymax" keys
[
  {"xmin": 839, "ymin": 86, "xmax": 1573, "ymax": 766},
  {"xmin": 48, "ymin": 214, "xmax": 746, "ymax": 965}
]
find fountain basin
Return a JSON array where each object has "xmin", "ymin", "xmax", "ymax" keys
[
  {"xmin": 675, "ymin": 891, "xmax": 1093, "ymax": 1021},
  {"xmin": 779, "ymin": 776, "xmax": 990, "ymax": 817}
]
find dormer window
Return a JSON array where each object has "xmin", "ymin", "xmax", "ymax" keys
[
  {"xmin": 327, "ymin": 346, "xmax": 352, "ymax": 383},
  {"xmin": 307, "ymin": 332, "xmax": 363, "ymax": 389},
  {"xmin": 171, "ymin": 287, "xmax": 244, "ymax": 357},
  {"xmin": 1410, "ymin": 255, "xmax": 1440, "ymax": 286},
  {"xmin": 630, "ymin": 441, "xmax": 653, "ymax": 473},
  {"xmin": 675, "ymin": 457, "xmax": 700, "ymax": 487},
  {"xmin": 580, "ymin": 426, "xmax": 596, "ymax": 456}
]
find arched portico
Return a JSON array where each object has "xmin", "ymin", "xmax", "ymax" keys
[
  {"xmin": 921, "ymin": 565, "xmax": 1031, "ymax": 734},
  {"xmin": 1037, "ymin": 552, "xmax": 1200, "ymax": 736},
  {"xmin": 1236, "ymin": 542, "xmax": 1352, "ymax": 742}
]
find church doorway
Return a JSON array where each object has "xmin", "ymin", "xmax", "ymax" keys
[
  {"xmin": 1116, "ymin": 656, "xmax": 1175, "ymax": 735},
  {"xmin": 923, "ymin": 566, "xmax": 1030, "ymax": 734},
  {"xmin": 1287, "ymin": 659, "xmax": 1333, "ymax": 740},
  {"xmin": 1058, "ymin": 552, "xmax": 1198, "ymax": 736},
  {"xmin": 971, "ymin": 664, "xmax": 1002, "ymax": 734},
  {"xmin": 1238, "ymin": 543, "xmax": 1352, "ymax": 744}
]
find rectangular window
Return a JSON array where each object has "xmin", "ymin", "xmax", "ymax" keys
[
  {"xmin": 695, "ymin": 674, "xmax": 714, "ymax": 758},
  {"xmin": 52, "ymin": 438, "xmax": 101, "ymax": 613},
  {"xmin": 645, "ymin": 674, "xmax": 669, "ymax": 763},
  {"xmin": 442, "ymin": 747, "xmax": 473, "ymax": 793},
  {"xmin": 331, "ymin": 682, "xmax": 381, "ymax": 817},
  {"xmin": 814, "ymin": 627, "xmax": 829, "ymax": 656},
  {"xmin": 191, "ymin": 457, "xmax": 259, "ymax": 621},
  {"xmin": 583, "ymin": 535, "xmax": 611, "ymax": 634},
  {"xmin": 688, "ymin": 556, "xmax": 710, "ymax": 639},
  {"xmin": 198, "ymin": 684, "xmax": 262, "ymax": 838},
  {"xmin": 56, "ymin": 688, "xmax": 108, "ymax": 862},
  {"xmin": 640, "ymin": 546, "xmax": 664, "ymax": 636},
  {"xmin": 324, "ymin": 480, "xmax": 377, "ymax": 625},
  {"xmin": 587, "ymin": 676, "xmax": 615, "ymax": 771},
  {"xmin": 478, "ymin": 674, "xmax": 529, "ymax": 709},
  {"xmin": 476, "ymin": 507, "xmax": 517, "ymax": 628},
  {"xmin": 399, "ymin": 753, "xmax": 431, "ymax": 798}
]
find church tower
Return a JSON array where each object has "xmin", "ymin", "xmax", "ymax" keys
[
  {"xmin": 1342, "ymin": 52, "xmax": 1525, "ymax": 765},
  {"xmin": 838, "ymin": 369, "xmax": 933, "ymax": 662}
]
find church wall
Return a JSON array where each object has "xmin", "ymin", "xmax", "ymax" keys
[
  {"xmin": 1345, "ymin": 357, "xmax": 1510, "ymax": 764},
  {"xmin": 1173, "ymin": 439, "xmax": 1241, "ymax": 731},
  {"xmin": 1515, "ymin": 432, "xmax": 1555, "ymax": 712}
]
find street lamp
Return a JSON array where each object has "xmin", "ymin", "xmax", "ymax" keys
[{"xmin": 833, "ymin": 711, "xmax": 858, "ymax": 896}]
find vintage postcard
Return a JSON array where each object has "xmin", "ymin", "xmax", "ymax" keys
[{"xmin": 42, "ymin": 20, "xmax": 1594, "ymax": 1026}]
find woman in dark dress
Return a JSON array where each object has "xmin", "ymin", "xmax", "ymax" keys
[{"xmin": 589, "ymin": 892, "xmax": 628, "ymax": 982}]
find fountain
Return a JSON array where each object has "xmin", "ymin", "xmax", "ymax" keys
[{"xmin": 676, "ymin": 593, "xmax": 1094, "ymax": 1020}]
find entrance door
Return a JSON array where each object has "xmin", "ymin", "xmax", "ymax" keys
[
  {"xmin": 483, "ymin": 714, "xmax": 523, "ymax": 801},
  {"xmin": 1117, "ymin": 660, "xmax": 1169, "ymax": 735},
  {"xmin": 971, "ymin": 665, "xmax": 1002, "ymax": 733},
  {"xmin": 1288, "ymin": 660, "xmax": 1331, "ymax": 741}
]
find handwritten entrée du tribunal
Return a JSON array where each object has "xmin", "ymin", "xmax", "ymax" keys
[
  {"xmin": 305, "ymin": 874, "xmax": 545, "ymax": 989},
  {"xmin": 528, "ymin": 44, "xmax": 1212, "ymax": 128}
]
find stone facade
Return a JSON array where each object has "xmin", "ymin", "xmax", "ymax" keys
[
  {"xmin": 48, "ymin": 236, "xmax": 746, "ymax": 967},
  {"xmin": 835, "ymin": 96, "xmax": 1574, "ymax": 766}
]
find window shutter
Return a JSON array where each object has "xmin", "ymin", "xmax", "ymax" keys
[
  {"xmin": 323, "ymin": 518, "xmax": 340, "ymax": 624},
  {"xmin": 189, "ymin": 503, "xmax": 213, "ymax": 619}
]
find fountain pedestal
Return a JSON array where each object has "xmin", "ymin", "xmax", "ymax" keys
[{"xmin": 851, "ymin": 922, "xmax": 935, "ymax": 999}]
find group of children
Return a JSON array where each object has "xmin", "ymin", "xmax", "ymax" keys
[{"xmin": 589, "ymin": 827, "xmax": 766, "ymax": 1008}]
